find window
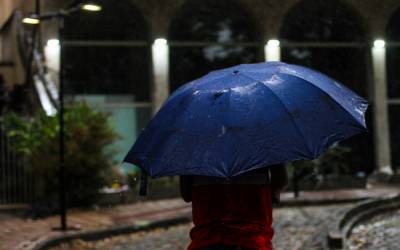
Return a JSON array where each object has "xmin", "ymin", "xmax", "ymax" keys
[
  {"xmin": 169, "ymin": 0, "xmax": 262, "ymax": 92},
  {"xmin": 63, "ymin": 0, "xmax": 150, "ymax": 101}
]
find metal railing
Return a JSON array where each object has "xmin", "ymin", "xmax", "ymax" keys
[{"xmin": 0, "ymin": 119, "xmax": 36, "ymax": 205}]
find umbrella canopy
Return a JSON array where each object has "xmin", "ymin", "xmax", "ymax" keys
[{"xmin": 124, "ymin": 62, "xmax": 368, "ymax": 178}]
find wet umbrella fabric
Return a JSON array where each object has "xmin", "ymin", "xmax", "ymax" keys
[{"xmin": 124, "ymin": 62, "xmax": 368, "ymax": 178}]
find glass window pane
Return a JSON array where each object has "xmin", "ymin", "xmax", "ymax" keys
[
  {"xmin": 386, "ymin": 47, "xmax": 400, "ymax": 99},
  {"xmin": 282, "ymin": 47, "xmax": 368, "ymax": 98},
  {"xmin": 280, "ymin": 0, "xmax": 364, "ymax": 42},
  {"xmin": 170, "ymin": 46, "xmax": 261, "ymax": 91},
  {"xmin": 64, "ymin": 46, "xmax": 150, "ymax": 101},
  {"xmin": 282, "ymin": 47, "xmax": 373, "ymax": 174}
]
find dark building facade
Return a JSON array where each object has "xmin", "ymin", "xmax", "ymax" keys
[{"xmin": 0, "ymin": 0, "xmax": 399, "ymax": 177}]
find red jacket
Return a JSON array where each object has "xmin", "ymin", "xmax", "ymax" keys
[{"xmin": 188, "ymin": 177, "xmax": 274, "ymax": 250}]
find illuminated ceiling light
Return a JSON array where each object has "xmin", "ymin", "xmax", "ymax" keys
[
  {"xmin": 373, "ymin": 39, "xmax": 386, "ymax": 48},
  {"xmin": 22, "ymin": 17, "xmax": 40, "ymax": 24},
  {"xmin": 267, "ymin": 39, "xmax": 280, "ymax": 47},
  {"xmin": 154, "ymin": 38, "xmax": 168, "ymax": 46},
  {"xmin": 47, "ymin": 39, "xmax": 60, "ymax": 47},
  {"xmin": 81, "ymin": 3, "xmax": 102, "ymax": 12}
]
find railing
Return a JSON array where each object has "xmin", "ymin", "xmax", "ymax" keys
[{"xmin": 0, "ymin": 118, "xmax": 36, "ymax": 205}]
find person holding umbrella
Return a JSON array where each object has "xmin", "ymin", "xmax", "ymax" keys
[
  {"xmin": 180, "ymin": 164, "xmax": 288, "ymax": 250},
  {"xmin": 124, "ymin": 62, "xmax": 368, "ymax": 250}
]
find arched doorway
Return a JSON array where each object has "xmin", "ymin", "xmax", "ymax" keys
[
  {"xmin": 63, "ymin": 0, "xmax": 150, "ymax": 99},
  {"xmin": 280, "ymin": 0, "xmax": 366, "ymax": 96},
  {"xmin": 280, "ymin": 0, "xmax": 373, "ymax": 175},
  {"xmin": 168, "ymin": 0, "xmax": 262, "ymax": 92},
  {"xmin": 63, "ymin": 0, "xmax": 151, "ymax": 167}
]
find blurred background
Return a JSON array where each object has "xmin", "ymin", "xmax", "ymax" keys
[{"xmin": 0, "ymin": 0, "xmax": 399, "ymax": 250}]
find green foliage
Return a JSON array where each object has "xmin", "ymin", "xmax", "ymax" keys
[
  {"xmin": 287, "ymin": 144, "xmax": 352, "ymax": 189},
  {"xmin": 4, "ymin": 102, "xmax": 119, "ymax": 206}
]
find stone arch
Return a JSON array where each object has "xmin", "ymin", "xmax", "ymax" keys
[
  {"xmin": 168, "ymin": 0, "xmax": 262, "ymax": 91},
  {"xmin": 64, "ymin": 0, "xmax": 149, "ymax": 41},
  {"xmin": 382, "ymin": 0, "xmax": 400, "ymax": 36},
  {"xmin": 280, "ymin": 0, "xmax": 365, "ymax": 42},
  {"xmin": 279, "ymin": 0, "xmax": 367, "ymax": 95},
  {"xmin": 63, "ymin": 0, "xmax": 151, "ymax": 100},
  {"xmin": 130, "ymin": 0, "xmax": 183, "ymax": 39},
  {"xmin": 169, "ymin": 0, "xmax": 260, "ymax": 42},
  {"xmin": 386, "ymin": 5, "xmax": 400, "ymax": 41}
]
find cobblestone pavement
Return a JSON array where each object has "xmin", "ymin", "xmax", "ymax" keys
[
  {"xmin": 50, "ymin": 204, "xmax": 354, "ymax": 250},
  {"xmin": 347, "ymin": 208, "xmax": 400, "ymax": 250},
  {"xmin": 3, "ymin": 188, "xmax": 398, "ymax": 250}
]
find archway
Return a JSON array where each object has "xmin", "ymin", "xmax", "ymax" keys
[
  {"xmin": 63, "ymin": 0, "xmax": 150, "ymax": 101},
  {"xmin": 168, "ymin": 0, "xmax": 262, "ymax": 92},
  {"xmin": 280, "ymin": 0, "xmax": 373, "ymax": 175},
  {"xmin": 280, "ymin": 0, "xmax": 366, "ymax": 96},
  {"xmin": 62, "ymin": 0, "xmax": 151, "ymax": 167}
]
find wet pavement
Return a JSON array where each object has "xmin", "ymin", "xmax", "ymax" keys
[
  {"xmin": 3, "ymin": 188, "xmax": 399, "ymax": 250},
  {"xmin": 50, "ymin": 204, "xmax": 354, "ymax": 250},
  {"xmin": 347, "ymin": 208, "xmax": 400, "ymax": 250}
]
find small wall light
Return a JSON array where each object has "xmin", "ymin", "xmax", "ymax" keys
[
  {"xmin": 81, "ymin": 3, "xmax": 102, "ymax": 12},
  {"xmin": 154, "ymin": 38, "xmax": 168, "ymax": 46},
  {"xmin": 22, "ymin": 17, "xmax": 40, "ymax": 24},
  {"xmin": 267, "ymin": 39, "xmax": 280, "ymax": 48},
  {"xmin": 373, "ymin": 39, "xmax": 386, "ymax": 49},
  {"xmin": 47, "ymin": 39, "xmax": 60, "ymax": 47}
]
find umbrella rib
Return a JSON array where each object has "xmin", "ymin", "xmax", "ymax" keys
[{"xmin": 238, "ymin": 73, "xmax": 315, "ymax": 158}]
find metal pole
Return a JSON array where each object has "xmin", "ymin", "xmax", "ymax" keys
[
  {"xmin": 6, "ymin": 125, "xmax": 11, "ymax": 203},
  {"xmin": 12, "ymin": 138, "xmax": 16, "ymax": 203},
  {"xmin": 1, "ymin": 123, "xmax": 5, "ymax": 204},
  {"xmin": 293, "ymin": 167, "xmax": 299, "ymax": 198},
  {"xmin": 58, "ymin": 17, "xmax": 67, "ymax": 231}
]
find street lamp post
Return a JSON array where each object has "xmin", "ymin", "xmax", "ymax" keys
[
  {"xmin": 58, "ymin": 17, "xmax": 67, "ymax": 230},
  {"xmin": 23, "ymin": 3, "xmax": 101, "ymax": 231}
]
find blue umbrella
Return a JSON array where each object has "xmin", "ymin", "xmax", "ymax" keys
[{"xmin": 124, "ymin": 62, "xmax": 368, "ymax": 179}]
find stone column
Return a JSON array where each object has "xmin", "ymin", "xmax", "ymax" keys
[
  {"xmin": 371, "ymin": 42, "xmax": 393, "ymax": 176},
  {"xmin": 151, "ymin": 38, "xmax": 169, "ymax": 114},
  {"xmin": 264, "ymin": 40, "xmax": 281, "ymax": 61},
  {"xmin": 142, "ymin": 1, "xmax": 179, "ymax": 115}
]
